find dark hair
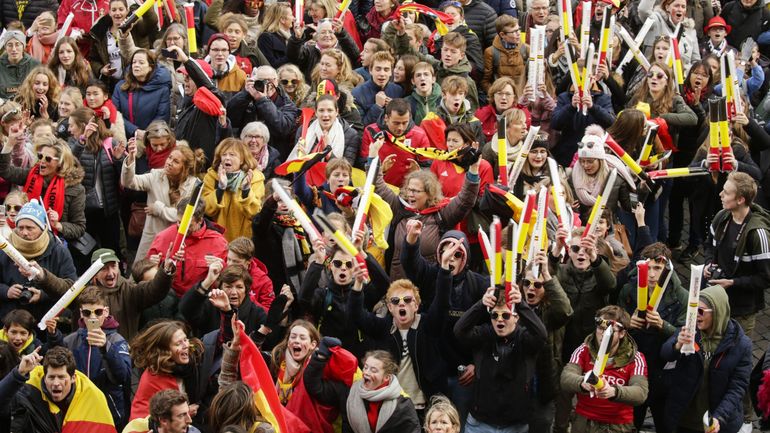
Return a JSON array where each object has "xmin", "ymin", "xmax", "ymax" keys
[
  {"xmin": 315, "ymin": 94, "xmax": 338, "ymax": 110},
  {"xmin": 209, "ymin": 382, "xmax": 264, "ymax": 430},
  {"xmin": 3, "ymin": 309, "xmax": 35, "ymax": 332},
  {"xmin": 606, "ymin": 109, "xmax": 646, "ymax": 155},
  {"xmin": 121, "ymin": 49, "xmax": 158, "ymax": 92},
  {"xmin": 640, "ymin": 242, "xmax": 672, "ymax": 260},
  {"xmin": 220, "ymin": 265, "xmax": 253, "ymax": 289},
  {"xmin": 175, "ymin": 197, "xmax": 205, "ymax": 220},
  {"xmin": 684, "ymin": 60, "xmax": 713, "ymax": 96},
  {"xmin": 131, "ymin": 258, "xmax": 158, "ymax": 282},
  {"xmin": 150, "ymin": 389, "xmax": 189, "ymax": 423},
  {"xmin": 220, "ymin": 426, "xmax": 249, "ymax": 433},
  {"xmin": 596, "ymin": 305, "xmax": 630, "ymax": 330},
  {"xmin": 85, "ymin": 79, "xmax": 110, "ymax": 95},
  {"xmin": 384, "ymin": 98, "xmax": 410, "ymax": 117},
  {"xmin": 445, "ymin": 123, "xmax": 476, "ymax": 145},
  {"xmin": 0, "ymin": 341, "xmax": 19, "ymax": 377},
  {"xmin": 43, "ymin": 346, "xmax": 77, "ymax": 376},
  {"xmin": 396, "ymin": 54, "xmax": 418, "ymax": 95}
]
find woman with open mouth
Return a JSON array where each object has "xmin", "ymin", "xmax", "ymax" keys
[
  {"xmin": 638, "ymin": 0, "xmax": 700, "ymax": 71},
  {"xmin": 304, "ymin": 347, "xmax": 421, "ymax": 433},
  {"xmin": 15, "ymin": 66, "xmax": 60, "ymax": 121},
  {"xmin": 287, "ymin": 95, "xmax": 361, "ymax": 166},
  {"xmin": 130, "ymin": 321, "xmax": 206, "ymax": 422},
  {"xmin": 269, "ymin": 320, "xmax": 320, "ymax": 407},
  {"xmin": 201, "ymin": 138, "xmax": 265, "ymax": 241}
]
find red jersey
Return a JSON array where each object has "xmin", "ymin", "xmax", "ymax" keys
[{"xmin": 569, "ymin": 343, "xmax": 648, "ymax": 425}]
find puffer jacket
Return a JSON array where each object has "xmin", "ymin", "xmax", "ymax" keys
[
  {"xmin": 72, "ymin": 139, "xmax": 124, "ymax": 217},
  {"xmin": 201, "ymin": 167, "xmax": 265, "ymax": 241},
  {"xmin": 461, "ymin": 0, "xmax": 497, "ymax": 48},
  {"xmin": 112, "ymin": 65, "xmax": 172, "ymax": 137},
  {"xmin": 0, "ymin": 153, "xmax": 86, "ymax": 241},
  {"xmin": 551, "ymin": 90, "xmax": 616, "ymax": 166},
  {"xmin": 61, "ymin": 316, "xmax": 131, "ymax": 430},
  {"xmin": 554, "ymin": 254, "xmax": 617, "ymax": 360},
  {"xmin": 0, "ymin": 54, "xmax": 40, "ymax": 100},
  {"xmin": 0, "ymin": 0, "xmax": 57, "ymax": 28},
  {"xmin": 375, "ymin": 166, "xmax": 479, "ymax": 280}
]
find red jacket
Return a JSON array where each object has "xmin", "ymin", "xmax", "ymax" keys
[
  {"xmin": 475, "ymin": 104, "xmax": 532, "ymax": 144},
  {"xmin": 569, "ymin": 342, "xmax": 647, "ymax": 425},
  {"xmin": 430, "ymin": 159, "xmax": 494, "ymax": 198},
  {"xmin": 58, "ymin": 0, "xmax": 110, "ymax": 35},
  {"xmin": 147, "ymin": 221, "xmax": 228, "ymax": 297},
  {"xmin": 360, "ymin": 121, "xmax": 431, "ymax": 187},
  {"xmin": 246, "ymin": 257, "xmax": 274, "ymax": 312}
]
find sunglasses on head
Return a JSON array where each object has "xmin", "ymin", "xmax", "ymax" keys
[
  {"xmin": 37, "ymin": 153, "xmax": 59, "ymax": 163},
  {"xmin": 280, "ymin": 79, "xmax": 300, "ymax": 86},
  {"xmin": 595, "ymin": 317, "xmax": 624, "ymax": 330},
  {"xmin": 491, "ymin": 311, "xmax": 517, "ymax": 320},
  {"xmin": 331, "ymin": 259, "xmax": 353, "ymax": 269},
  {"xmin": 647, "ymin": 71, "xmax": 668, "ymax": 80},
  {"xmin": 522, "ymin": 279, "xmax": 544, "ymax": 289},
  {"xmin": 81, "ymin": 308, "xmax": 105, "ymax": 317},
  {"xmin": 697, "ymin": 307, "xmax": 713, "ymax": 316},
  {"xmin": 1, "ymin": 108, "xmax": 19, "ymax": 123},
  {"xmin": 389, "ymin": 296, "xmax": 415, "ymax": 305},
  {"xmin": 577, "ymin": 141, "xmax": 595, "ymax": 149}
]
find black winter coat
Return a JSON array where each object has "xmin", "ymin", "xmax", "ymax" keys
[
  {"xmin": 349, "ymin": 269, "xmax": 450, "ymax": 399},
  {"xmin": 179, "ymin": 286, "xmax": 267, "ymax": 337},
  {"xmin": 454, "ymin": 300, "xmax": 547, "ymax": 427},
  {"xmin": 462, "ymin": 0, "xmax": 497, "ymax": 48},
  {"xmin": 258, "ymin": 31, "xmax": 290, "ymax": 68},
  {"xmin": 0, "ymin": 0, "xmax": 57, "ymax": 28},
  {"xmin": 661, "ymin": 320, "xmax": 752, "ymax": 433},
  {"xmin": 226, "ymin": 88, "xmax": 300, "ymax": 158},
  {"xmin": 71, "ymin": 140, "xmax": 124, "ymax": 217},
  {"xmin": 286, "ymin": 32, "xmax": 361, "ymax": 82},
  {"xmin": 722, "ymin": 0, "xmax": 770, "ymax": 55},
  {"xmin": 303, "ymin": 352, "xmax": 421, "ymax": 433}
]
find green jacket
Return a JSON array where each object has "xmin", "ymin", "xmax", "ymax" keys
[
  {"xmin": 406, "ymin": 83, "xmax": 442, "ymax": 125},
  {"xmin": 0, "ymin": 54, "xmax": 39, "ymax": 100}
]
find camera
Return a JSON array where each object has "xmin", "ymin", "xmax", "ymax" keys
[
  {"xmin": 18, "ymin": 286, "xmax": 33, "ymax": 305},
  {"xmin": 254, "ymin": 79, "xmax": 266, "ymax": 93},
  {"xmin": 160, "ymin": 48, "xmax": 178, "ymax": 59},
  {"xmin": 708, "ymin": 263, "xmax": 723, "ymax": 281}
]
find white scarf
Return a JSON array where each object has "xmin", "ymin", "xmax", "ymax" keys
[
  {"xmin": 346, "ymin": 375, "xmax": 402, "ymax": 433},
  {"xmin": 288, "ymin": 118, "xmax": 345, "ymax": 160}
]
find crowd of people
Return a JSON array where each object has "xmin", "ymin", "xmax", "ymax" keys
[{"xmin": 0, "ymin": 0, "xmax": 769, "ymax": 432}]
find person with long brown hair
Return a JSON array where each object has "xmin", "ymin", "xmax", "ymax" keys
[
  {"xmin": 208, "ymin": 382, "xmax": 274, "ymax": 432},
  {"xmin": 271, "ymin": 319, "xmax": 320, "ymax": 406},
  {"xmin": 68, "ymin": 107, "xmax": 126, "ymax": 259},
  {"xmin": 47, "ymin": 37, "xmax": 92, "ymax": 92},
  {"xmin": 121, "ymin": 136, "xmax": 197, "ymax": 260},
  {"xmin": 129, "ymin": 321, "xmax": 206, "ymax": 421},
  {"xmin": 112, "ymin": 49, "xmax": 172, "ymax": 140}
]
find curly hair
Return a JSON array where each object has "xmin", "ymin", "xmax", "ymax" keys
[
  {"xmin": 48, "ymin": 37, "xmax": 91, "ymax": 89},
  {"xmin": 401, "ymin": 170, "xmax": 443, "ymax": 208},
  {"xmin": 15, "ymin": 67, "xmax": 61, "ymax": 116},
  {"xmin": 130, "ymin": 321, "xmax": 203, "ymax": 375},
  {"xmin": 277, "ymin": 63, "xmax": 310, "ymax": 106}
]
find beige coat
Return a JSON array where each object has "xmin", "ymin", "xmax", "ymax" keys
[{"xmin": 121, "ymin": 159, "xmax": 198, "ymax": 260}]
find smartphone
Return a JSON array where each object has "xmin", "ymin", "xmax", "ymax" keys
[
  {"xmin": 0, "ymin": 204, "xmax": 6, "ymax": 218},
  {"xmin": 85, "ymin": 318, "xmax": 100, "ymax": 331},
  {"xmin": 160, "ymin": 48, "xmax": 178, "ymax": 59}
]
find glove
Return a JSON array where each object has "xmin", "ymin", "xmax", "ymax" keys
[
  {"xmin": 317, "ymin": 336, "xmax": 342, "ymax": 359},
  {"xmin": 265, "ymin": 295, "xmax": 288, "ymax": 330}
]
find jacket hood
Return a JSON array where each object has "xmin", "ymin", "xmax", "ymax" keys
[
  {"xmin": 437, "ymin": 230, "xmax": 471, "ymax": 262},
  {"xmin": 585, "ymin": 329, "xmax": 639, "ymax": 367},
  {"xmin": 410, "ymin": 83, "xmax": 442, "ymax": 102},
  {"xmin": 142, "ymin": 65, "xmax": 173, "ymax": 92},
  {"xmin": 443, "ymin": 57, "xmax": 473, "ymax": 75},
  {"xmin": 700, "ymin": 284, "xmax": 730, "ymax": 352},
  {"xmin": 0, "ymin": 53, "xmax": 34, "ymax": 68}
]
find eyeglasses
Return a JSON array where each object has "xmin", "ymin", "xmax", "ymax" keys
[
  {"xmin": 697, "ymin": 307, "xmax": 713, "ymax": 316},
  {"xmin": 81, "ymin": 308, "xmax": 105, "ymax": 317},
  {"xmin": 405, "ymin": 188, "xmax": 425, "ymax": 195},
  {"xmin": 496, "ymin": 92, "xmax": 515, "ymax": 98},
  {"xmin": 522, "ymin": 279, "xmax": 544, "ymax": 289},
  {"xmin": 244, "ymin": 134, "xmax": 264, "ymax": 141},
  {"xmin": 280, "ymin": 79, "xmax": 300, "ymax": 86},
  {"xmin": 647, "ymin": 71, "xmax": 668, "ymax": 80},
  {"xmin": 491, "ymin": 311, "xmax": 517, "ymax": 320},
  {"xmin": 331, "ymin": 259, "xmax": 353, "ymax": 269},
  {"xmin": 5, "ymin": 205, "xmax": 21, "ymax": 212},
  {"xmin": 595, "ymin": 317, "xmax": 624, "ymax": 330},
  {"xmin": 389, "ymin": 295, "xmax": 415, "ymax": 305},
  {"xmin": 37, "ymin": 153, "xmax": 59, "ymax": 163}
]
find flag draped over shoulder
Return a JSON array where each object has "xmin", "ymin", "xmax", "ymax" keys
[
  {"xmin": 388, "ymin": 131, "xmax": 460, "ymax": 161},
  {"xmin": 27, "ymin": 366, "xmax": 117, "ymax": 433},
  {"xmin": 239, "ymin": 328, "xmax": 311, "ymax": 433}
]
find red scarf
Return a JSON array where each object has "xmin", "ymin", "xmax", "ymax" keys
[
  {"xmin": 404, "ymin": 197, "xmax": 451, "ymax": 215},
  {"xmin": 365, "ymin": 378, "xmax": 390, "ymax": 432},
  {"xmin": 146, "ymin": 143, "xmax": 175, "ymax": 169},
  {"xmin": 23, "ymin": 165, "xmax": 65, "ymax": 228}
]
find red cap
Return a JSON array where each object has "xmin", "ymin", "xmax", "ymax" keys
[
  {"xmin": 177, "ymin": 59, "xmax": 214, "ymax": 79},
  {"xmin": 704, "ymin": 16, "xmax": 731, "ymax": 35}
]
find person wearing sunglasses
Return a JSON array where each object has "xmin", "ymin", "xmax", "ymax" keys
[
  {"xmin": 454, "ymin": 272, "xmax": 547, "ymax": 433},
  {"xmin": 0, "ymin": 189, "xmax": 28, "ymax": 239},
  {"xmin": 351, "ymin": 273, "xmax": 450, "ymax": 413},
  {"xmin": 617, "ymin": 242, "xmax": 688, "ymax": 431},
  {"xmin": 561, "ymin": 305, "xmax": 648, "ymax": 433},
  {"xmin": 54, "ymin": 286, "xmax": 132, "ymax": 430},
  {"xmin": 521, "ymin": 248, "xmax": 572, "ymax": 433},
  {"xmin": 661, "ymin": 284, "xmax": 751, "ymax": 433}
]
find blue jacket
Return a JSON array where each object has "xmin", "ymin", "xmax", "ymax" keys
[
  {"xmin": 112, "ymin": 65, "xmax": 172, "ymax": 137},
  {"xmin": 257, "ymin": 32, "xmax": 290, "ymax": 68},
  {"xmin": 61, "ymin": 317, "xmax": 131, "ymax": 430},
  {"xmin": 660, "ymin": 319, "xmax": 752, "ymax": 433},
  {"xmin": 352, "ymin": 80, "xmax": 404, "ymax": 127},
  {"xmin": 550, "ymin": 90, "xmax": 616, "ymax": 166}
]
